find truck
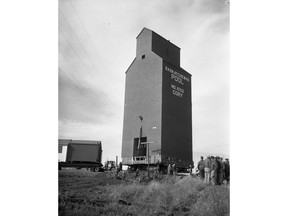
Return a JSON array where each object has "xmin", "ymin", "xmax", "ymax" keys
[{"xmin": 58, "ymin": 139, "xmax": 103, "ymax": 171}]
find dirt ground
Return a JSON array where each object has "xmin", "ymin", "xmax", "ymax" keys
[
  {"xmin": 59, "ymin": 169, "xmax": 121, "ymax": 215},
  {"xmin": 59, "ymin": 168, "xmax": 160, "ymax": 215}
]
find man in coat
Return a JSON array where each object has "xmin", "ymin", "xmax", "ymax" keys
[
  {"xmin": 197, "ymin": 156, "xmax": 205, "ymax": 180},
  {"xmin": 204, "ymin": 156, "xmax": 211, "ymax": 184}
]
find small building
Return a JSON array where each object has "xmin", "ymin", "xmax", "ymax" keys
[{"xmin": 58, "ymin": 139, "xmax": 102, "ymax": 163}]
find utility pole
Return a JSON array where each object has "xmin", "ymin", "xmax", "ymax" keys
[{"xmin": 141, "ymin": 141, "xmax": 154, "ymax": 178}]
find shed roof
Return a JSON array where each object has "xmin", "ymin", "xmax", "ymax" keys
[
  {"xmin": 58, "ymin": 139, "xmax": 72, "ymax": 146},
  {"xmin": 70, "ymin": 140, "xmax": 101, "ymax": 145}
]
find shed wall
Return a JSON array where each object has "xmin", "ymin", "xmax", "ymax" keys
[
  {"xmin": 58, "ymin": 146, "xmax": 68, "ymax": 162},
  {"xmin": 66, "ymin": 144, "xmax": 102, "ymax": 163}
]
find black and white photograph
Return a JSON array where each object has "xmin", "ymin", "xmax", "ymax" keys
[
  {"xmin": 58, "ymin": 0, "xmax": 230, "ymax": 216},
  {"xmin": 58, "ymin": 0, "xmax": 229, "ymax": 215},
  {"xmin": 3, "ymin": 1, "xmax": 288, "ymax": 216}
]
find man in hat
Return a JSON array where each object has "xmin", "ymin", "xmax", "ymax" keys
[
  {"xmin": 167, "ymin": 164, "xmax": 171, "ymax": 175},
  {"xmin": 215, "ymin": 156, "xmax": 222, "ymax": 185},
  {"xmin": 204, "ymin": 156, "xmax": 211, "ymax": 184},
  {"xmin": 224, "ymin": 158, "xmax": 230, "ymax": 183},
  {"xmin": 219, "ymin": 157, "xmax": 225, "ymax": 185},
  {"xmin": 197, "ymin": 156, "xmax": 205, "ymax": 180},
  {"xmin": 211, "ymin": 156, "xmax": 217, "ymax": 185},
  {"xmin": 172, "ymin": 164, "xmax": 177, "ymax": 176}
]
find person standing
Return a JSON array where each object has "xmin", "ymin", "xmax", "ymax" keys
[
  {"xmin": 224, "ymin": 158, "xmax": 230, "ymax": 183},
  {"xmin": 197, "ymin": 156, "xmax": 205, "ymax": 180},
  {"xmin": 215, "ymin": 157, "xmax": 222, "ymax": 185},
  {"xmin": 172, "ymin": 164, "xmax": 177, "ymax": 176},
  {"xmin": 135, "ymin": 168, "xmax": 139, "ymax": 177},
  {"xmin": 219, "ymin": 158, "xmax": 225, "ymax": 185},
  {"xmin": 167, "ymin": 164, "xmax": 171, "ymax": 175},
  {"xmin": 204, "ymin": 156, "xmax": 211, "ymax": 184},
  {"xmin": 211, "ymin": 156, "xmax": 217, "ymax": 185}
]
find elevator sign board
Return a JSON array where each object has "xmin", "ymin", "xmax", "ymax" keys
[
  {"xmin": 162, "ymin": 60, "xmax": 192, "ymax": 162},
  {"xmin": 164, "ymin": 64, "xmax": 190, "ymax": 99}
]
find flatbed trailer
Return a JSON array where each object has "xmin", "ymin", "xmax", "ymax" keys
[{"xmin": 58, "ymin": 162, "xmax": 103, "ymax": 171}]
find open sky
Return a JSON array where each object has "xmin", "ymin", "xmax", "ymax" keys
[{"xmin": 58, "ymin": 0, "xmax": 230, "ymax": 162}]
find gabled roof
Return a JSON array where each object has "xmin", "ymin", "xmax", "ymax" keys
[
  {"xmin": 136, "ymin": 27, "xmax": 153, "ymax": 39},
  {"xmin": 136, "ymin": 27, "xmax": 180, "ymax": 50}
]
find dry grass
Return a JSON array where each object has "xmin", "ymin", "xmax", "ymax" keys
[
  {"xmin": 106, "ymin": 175, "xmax": 229, "ymax": 216},
  {"xmin": 59, "ymin": 169, "xmax": 229, "ymax": 216}
]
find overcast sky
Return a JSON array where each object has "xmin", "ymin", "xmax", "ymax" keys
[{"xmin": 58, "ymin": 0, "xmax": 230, "ymax": 162}]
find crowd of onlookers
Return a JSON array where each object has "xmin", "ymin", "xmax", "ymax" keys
[
  {"xmin": 116, "ymin": 157, "xmax": 230, "ymax": 184},
  {"xmin": 194, "ymin": 156, "xmax": 230, "ymax": 185},
  {"xmin": 166, "ymin": 157, "xmax": 230, "ymax": 185}
]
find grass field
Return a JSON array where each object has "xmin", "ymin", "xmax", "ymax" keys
[{"xmin": 59, "ymin": 169, "xmax": 229, "ymax": 216}]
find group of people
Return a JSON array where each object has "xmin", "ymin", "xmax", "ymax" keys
[
  {"xmin": 167, "ymin": 164, "xmax": 177, "ymax": 175},
  {"xmin": 197, "ymin": 156, "xmax": 230, "ymax": 185}
]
